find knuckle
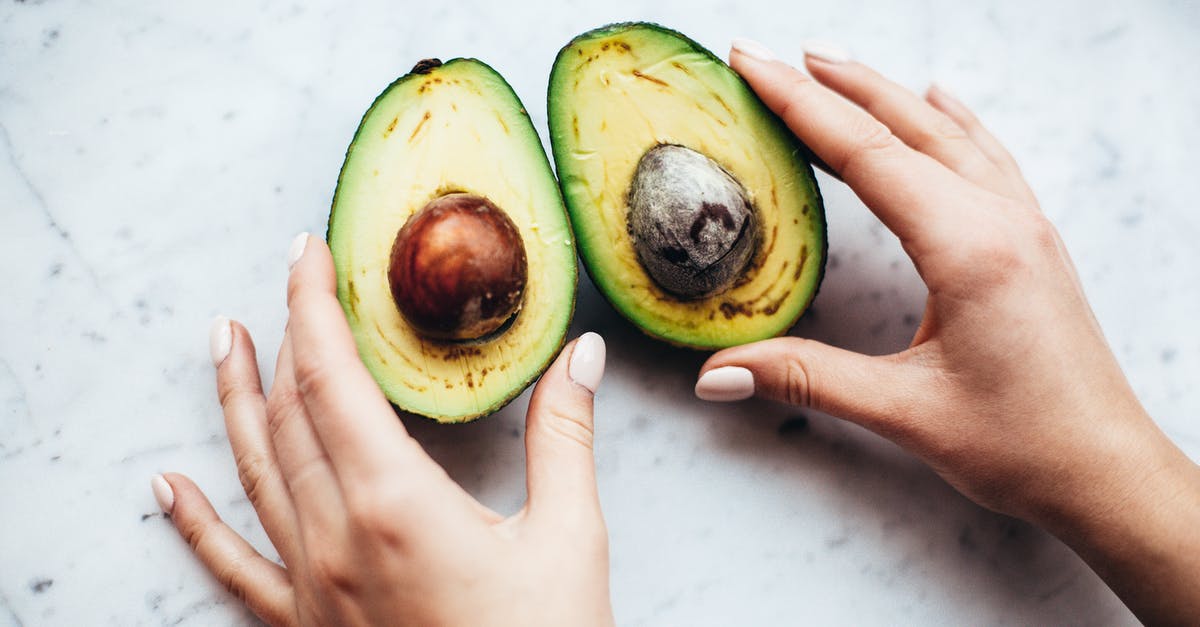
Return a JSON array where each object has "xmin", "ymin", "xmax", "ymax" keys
[
  {"xmin": 263, "ymin": 605, "xmax": 299, "ymax": 627},
  {"xmin": 775, "ymin": 74, "xmax": 817, "ymax": 123},
  {"xmin": 1022, "ymin": 212, "xmax": 1060, "ymax": 253},
  {"xmin": 218, "ymin": 371, "xmax": 264, "ymax": 414},
  {"xmin": 292, "ymin": 356, "xmax": 329, "ymax": 401},
  {"xmin": 952, "ymin": 104, "xmax": 983, "ymax": 128},
  {"xmin": 181, "ymin": 516, "xmax": 219, "ymax": 554},
  {"xmin": 234, "ymin": 449, "xmax": 274, "ymax": 507},
  {"xmin": 214, "ymin": 553, "xmax": 255, "ymax": 604},
  {"xmin": 783, "ymin": 349, "xmax": 815, "ymax": 409},
  {"xmin": 344, "ymin": 487, "xmax": 410, "ymax": 550},
  {"xmin": 345, "ymin": 489, "xmax": 387, "ymax": 528},
  {"xmin": 951, "ymin": 231, "xmax": 1033, "ymax": 289},
  {"xmin": 838, "ymin": 121, "xmax": 901, "ymax": 178},
  {"xmin": 265, "ymin": 391, "xmax": 302, "ymax": 441},
  {"xmin": 960, "ymin": 210, "xmax": 1059, "ymax": 287},
  {"xmin": 308, "ymin": 551, "xmax": 358, "ymax": 595},
  {"xmin": 540, "ymin": 406, "xmax": 595, "ymax": 450},
  {"xmin": 964, "ymin": 237, "xmax": 1025, "ymax": 285},
  {"xmin": 907, "ymin": 115, "xmax": 974, "ymax": 157},
  {"xmin": 927, "ymin": 114, "xmax": 972, "ymax": 145},
  {"xmin": 217, "ymin": 381, "xmax": 249, "ymax": 412}
]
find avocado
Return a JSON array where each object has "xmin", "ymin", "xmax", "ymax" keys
[
  {"xmin": 328, "ymin": 58, "xmax": 577, "ymax": 423},
  {"xmin": 548, "ymin": 23, "xmax": 826, "ymax": 349}
]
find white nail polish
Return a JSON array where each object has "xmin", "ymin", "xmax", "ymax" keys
[
  {"xmin": 151, "ymin": 474, "xmax": 175, "ymax": 513},
  {"xmin": 695, "ymin": 366, "xmax": 755, "ymax": 402},
  {"xmin": 731, "ymin": 37, "xmax": 777, "ymax": 63},
  {"xmin": 568, "ymin": 332, "xmax": 606, "ymax": 394},
  {"xmin": 209, "ymin": 315, "xmax": 232, "ymax": 367},
  {"xmin": 802, "ymin": 40, "xmax": 851, "ymax": 64},
  {"xmin": 287, "ymin": 232, "xmax": 309, "ymax": 270}
]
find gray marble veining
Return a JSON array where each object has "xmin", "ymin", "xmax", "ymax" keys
[{"xmin": 2, "ymin": 1, "xmax": 1197, "ymax": 625}]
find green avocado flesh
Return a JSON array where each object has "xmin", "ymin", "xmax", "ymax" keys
[
  {"xmin": 548, "ymin": 23, "xmax": 826, "ymax": 349},
  {"xmin": 328, "ymin": 58, "xmax": 577, "ymax": 423}
]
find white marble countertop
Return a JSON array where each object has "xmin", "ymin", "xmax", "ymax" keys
[{"xmin": 2, "ymin": 1, "xmax": 1198, "ymax": 625}]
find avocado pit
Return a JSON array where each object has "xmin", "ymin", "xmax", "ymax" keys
[
  {"xmin": 627, "ymin": 144, "xmax": 758, "ymax": 299},
  {"xmin": 388, "ymin": 193, "xmax": 527, "ymax": 341}
]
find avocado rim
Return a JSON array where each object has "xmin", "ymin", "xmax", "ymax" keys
[
  {"xmin": 547, "ymin": 22, "xmax": 828, "ymax": 351},
  {"xmin": 328, "ymin": 57, "xmax": 578, "ymax": 422}
]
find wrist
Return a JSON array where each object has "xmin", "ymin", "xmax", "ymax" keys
[{"xmin": 1031, "ymin": 413, "xmax": 1200, "ymax": 624}]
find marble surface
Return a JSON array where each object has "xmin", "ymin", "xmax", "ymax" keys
[{"xmin": 2, "ymin": 1, "xmax": 1198, "ymax": 625}]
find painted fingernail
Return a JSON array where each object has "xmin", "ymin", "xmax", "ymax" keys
[
  {"xmin": 151, "ymin": 474, "xmax": 175, "ymax": 514},
  {"xmin": 731, "ymin": 37, "xmax": 777, "ymax": 63},
  {"xmin": 287, "ymin": 232, "xmax": 309, "ymax": 270},
  {"xmin": 568, "ymin": 332, "xmax": 606, "ymax": 394},
  {"xmin": 802, "ymin": 40, "xmax": 851, "ymax": 64},
  {"xmin": 209, "ymin": 315, "xmax": 232, "ymax": 367},
  {"xmin": 695, "ymin": 366, "xmax": 755, "ymax": 402}
]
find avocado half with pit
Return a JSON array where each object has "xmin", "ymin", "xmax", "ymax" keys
[
  {"xmin": 328, "ymin": 58, "xmax": 577, "ymax": 423},
  {"xmin": 548, "ymin": 23, "xmax": 826, "ymax": 349}
]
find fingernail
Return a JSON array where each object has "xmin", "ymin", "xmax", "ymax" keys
[
  {"xmin": 151, "ymin": 474, "xmax": 175, "ymax": 514},
  {"xmin": 209, "ymin": 315, "xmax": 232, "ymax": 367},
  {"xmin": 731, "ymin": 37, "xmax": 777, "ymax": 63},
  {"xmin": 695, "ymin": 366, "xmax": 755, "ymax": 402},
  {"xmin": 568, "ymin": 332, "xmax": 606, "ymax": 394},
  {"xmin": 802, "ymin": 40, "xmax": 851, "ymax": 64},
  {"xmin": 287, "ymin": 232, "xmax": 309, "ymax": 270}
]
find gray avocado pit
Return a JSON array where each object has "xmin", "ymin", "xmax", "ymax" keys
[{"xmin": 627, "ymin": 144, "xmax": 759, "ymax": 299}]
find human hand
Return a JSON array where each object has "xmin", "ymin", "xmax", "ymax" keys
[
  {"xmin": 695, "ymin": 40, "xmax": 1200, "ymax": 623},
  {"xmin": 151, "ymin": 235, "xmax": 613, "ymax": 627}
]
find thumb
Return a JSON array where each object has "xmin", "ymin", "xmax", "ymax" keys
[
  {"xmin": 524, "ymin": 332, "xmax": 605, "ymax": 522},
  {"xmin": 696, "ymin": 337, "xmax": 912, "ymax": 430}
]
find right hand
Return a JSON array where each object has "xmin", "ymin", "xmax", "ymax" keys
[{"xmin": 694, "ymin": 39, "xmax": 1200, "ymax": 624}]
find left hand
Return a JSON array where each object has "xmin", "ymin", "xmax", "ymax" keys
[{"xmin": 151, "ymin": 234, "xmax": 614, "ymax": 627}]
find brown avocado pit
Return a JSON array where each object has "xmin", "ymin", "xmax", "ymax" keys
[
  {"xmin": 388, "ymin": 193, "xmax": 528, "ymax": 341},
  {"xmin": 627, "ymin": 144, "xmax": 759, "ymax": 299}
]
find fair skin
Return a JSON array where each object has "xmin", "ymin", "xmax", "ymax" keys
[
  {"xmin": 155, "ymin": 41, "xmax": 1200, "ymax": 625},
  {"xmin": 698, "ymin": 41, "xmax": 1200, "ymax": 624},
  {"xmin": 155, "ymin": 238, "xmax": 613, "ymax": 626}
]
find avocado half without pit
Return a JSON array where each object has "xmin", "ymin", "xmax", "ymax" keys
[
  {"xmin": 328, "ymin": 58, "xmax": 577, "ymax": 423},
  {"xmin": 549, "ymin": 23, "xmax": 827, "ymax": 349}
]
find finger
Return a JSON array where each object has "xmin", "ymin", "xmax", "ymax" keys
[
  {"xmin": 268, "ymin": 326, "xmax": 346, "ymax": 536},
  {"xmin": 923, "ymin": 84, "xmax": 1022, "ymax": 174},
  {"xmin": 154, "ymin": 473, "xmax": 297, "ymax": 626},
  {"xmin": 696, "ymin": 337, "xmax": 923, "ymax": 439},
  {"xmin": 729, "ymin": 40, "xmax": 979, "ymax": 254},
  {"xmin": 212, "ymin": 317, "xmax": 303, "ymax": 568},
  {"xmin": 285, "ymin": 233, "xmax": 430, "ymax": 483},
  {"xmin": 524, "ymin": 333, "xmax": 605, "ymax": 522},
  {"xmin": 924, "ymin": 84, "xmax": 1038, "ymax": 205},
  {"xmin": 802, "ymin": 53, "xmax": 1010, "ymax": 196}
]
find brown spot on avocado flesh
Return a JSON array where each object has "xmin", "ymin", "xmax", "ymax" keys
[
  {"xmin": 409, "ymin": 111, "xmax": 432, "ymax": 142},
  {"xmin": 631, "ymin": 69, "xmax": 669, "ymax": 87}
]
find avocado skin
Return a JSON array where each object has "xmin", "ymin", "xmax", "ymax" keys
[
  {"xmin": 328, "ymin": 58, "xmax": 577, "ymax": 422},
  {"xmin": 547, "ymin": 22, "xmax": 827, "ymax": 350}
]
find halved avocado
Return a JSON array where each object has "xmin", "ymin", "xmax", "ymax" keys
[
  {"xmin": 548, "ymin": 23, "xmax": 826, "ymax": 349},
  {"xmin": 329, "ymin": 58, "xmax": 577, "ymax": 423}
]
